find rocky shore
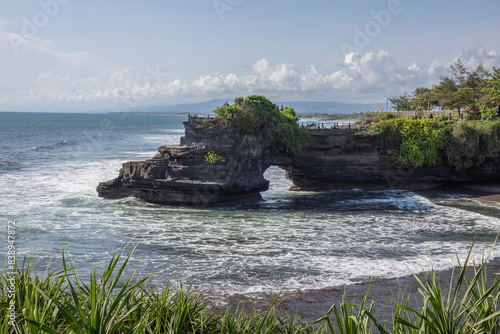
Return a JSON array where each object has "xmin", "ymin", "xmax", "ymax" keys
[
  {"xmin": 97, "ymin": 116, "xmax": 500, "ymax": 206},
  {"xmin": 221, "ymin": 185, "xmax": 500, "ymax": 325},
  {"xmin": 221, "ymin": 262, "xmax": 500, "ymax": 326}
]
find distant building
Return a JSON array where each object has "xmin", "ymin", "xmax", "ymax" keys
[
  {"xmin": 464, "ymin": 105, "xmax": 481, "ymax": 114},
  {"xmin": 463, "ymin": 105, "xmax": 481, "ymax": 119}
]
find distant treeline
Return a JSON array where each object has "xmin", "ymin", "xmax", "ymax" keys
[{"xmin": 388, "ymin": 61, "xmax": 500, "ymax": 116}]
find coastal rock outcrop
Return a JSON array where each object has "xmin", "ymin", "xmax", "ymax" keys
[
  {"xmin": 279, "ymin": 129, "xmax": 500, "ymax": 191},
  {"xmin": 97, "ymin": 116, "xmax": 272, "ymax": 206},
  {"xmin": 97, "ymin": 116, "xmax": 500, "ymax": 206}
]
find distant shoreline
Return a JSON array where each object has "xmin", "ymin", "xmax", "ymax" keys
[
  {"xmin": 108, "ymin": 111, "xmax": 192, "ymax": 115},
  {"xmin": 299, "ymin": 118, "xmax": 358, "ymax": 122},
  {"xmin": 298, "ymin": 116, "xmax": 363, "ymax": 122}
]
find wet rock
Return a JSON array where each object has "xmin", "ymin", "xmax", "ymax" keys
[{"xmin": 97, "ymin": 116, "xmax": 500, "ymax": 206}]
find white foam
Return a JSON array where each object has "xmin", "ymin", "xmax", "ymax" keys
[{"xmin": 3, "ymin": 122, "xmax": 500, "ymax": 297}]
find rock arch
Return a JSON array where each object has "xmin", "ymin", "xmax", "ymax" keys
[{"xmin": 97, "ymin": 116, "xmax": 500, "ymax": 206}]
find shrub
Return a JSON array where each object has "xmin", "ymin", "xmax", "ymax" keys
[
  {"xmin": 215, "ymin": 95, "xmax": 308, "ymax": 154},
  {"xmin": 446, "ymin": 120, "xmax": 500, "ymax": 171},
  {"xmin": 364, "ymin": 112, "xmax": 378, "ymax": 123},
  {"xmin": 374, "ymin": 118, "xmax": 450, "ymax": 168},
  {"xmin": 482, "ymin": 106, "xmax": 499, "ymax": 121},
  {"xmin": 2, "ymin": 242, "xmax": 499, "ymax": 333},
  {"xmin": 378, "ymin": 112, "xmax": 397, "ymax": 121},
  {"xmin": 383, "ymin": 239, "xmax": 500, "ymax": 334},
  {"xmin": 204, "ymin": 151, "xmax": 225, "ymax": 164},
  {"xmin": 434, "ymin": 113, "xmax": 449, "ymax": 122}
]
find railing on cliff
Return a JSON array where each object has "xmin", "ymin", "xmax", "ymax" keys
[
  {"xmin": 304, "ymin": 128, "xmax": 354, "ymax": 135},
  {"xmin": 186, "ymin": 115, "xmax": 358, "ymax": 133}
]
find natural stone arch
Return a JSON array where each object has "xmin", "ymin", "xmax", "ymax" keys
[{"xmin": 97, "ymin": 116, "xmax": 500, "ymax": 206}]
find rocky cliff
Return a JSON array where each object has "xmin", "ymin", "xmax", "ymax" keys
[
  {"xmin": 97, "ymin": 116, "xmax": 273, "ymax": 206},
  {"xmin": 97, "ymin": 116, "xmax": 500, "ymax": 206}
]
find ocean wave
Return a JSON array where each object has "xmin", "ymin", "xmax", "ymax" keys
[
  {"xmin": 21, "ymin": 140, "xmax": 68, "ymax": 152},
  {"xmin": 3, "ymin": 113, "xmax": 500, "ymax": 299},
  {"xmin": 338, "ymin": 193, "xmax": 435, "ymax": 212},
  {"xmin": 260, "ymin": 189, "xmax": 435, "ymax": 212},
  {"xmin": 0, "ymin": 159, "xmax": 23, "ymax": 172},
  {"xmin": 8, "ymin": 185, "xmax": 500, "ymax": 297}
]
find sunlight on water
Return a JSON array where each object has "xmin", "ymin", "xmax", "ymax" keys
[{"xmin": 1, "ymin": 112, "xmax": 500, "ymax": 297}]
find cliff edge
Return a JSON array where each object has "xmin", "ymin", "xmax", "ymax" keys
[{"xmin": 97, "ymin": 116, "xmax": 500, "ymax": 206}]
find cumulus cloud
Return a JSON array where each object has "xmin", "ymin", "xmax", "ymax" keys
[
  {"xmin": 453, "ymin": 47, "xmax": 500, "ymax": 69},
  {"xmin": 2, "ymin": 46, "xmax": 500, "ymax": 108}
]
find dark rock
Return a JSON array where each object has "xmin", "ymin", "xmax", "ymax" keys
[
  {"xmin": 97, "ymin": 116, "xmax": 271, "ymax": 206},
  {"xmin": 97, "ymin": 116, "xmax": 500, "ymax": 206}
]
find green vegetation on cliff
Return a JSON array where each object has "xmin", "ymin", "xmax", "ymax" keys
[
  {"xmin": 368, "ymin": 116, "xmax": 500, "ymax": 171},
  {"xmin": 204, "ymin": 150, "xmax": 226, "ymax": 164},
  {"xmin": 446, "ymin": 120, "xmax": 500, "ymax": 171},
  {"xmin": 215, "ymin": 95, "xmax": 308, "ymax": 153},
  {"xmin": 211, "ymin": 94, "xmax": 500, "ymax": 171},
  {"xmin": 374, "ymin": 118, "xmax": 450, "ymax": 168}
]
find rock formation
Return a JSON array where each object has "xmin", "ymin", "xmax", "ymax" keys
[
  {"xmin": 97, "ymin": 116, "xmax": 272, "ymax": 206},
  {"xmin": 97, "ymin": 116, "xmax": 500, "ymax": 206}
]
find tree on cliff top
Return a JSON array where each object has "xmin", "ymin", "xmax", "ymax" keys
[
  {"xmin": 389, "ymin": 60, "xmax": 489, "ymax": 113},
  {"xmin": 434, "ymin": 60, "xmax": 488, "ymax": 113},
  {"xmin": 483, "ymin": 67, "xmax": 500, "ymax": 107},
  {"xmin": 388, "ymin": 92, "xmax": 412, "ymax": 110},
  {"xmin": 215, "ymin": 95, "xmax": 307, "ymax": 154}
]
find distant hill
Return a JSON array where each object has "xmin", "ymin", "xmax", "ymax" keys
[
  {"xmin": 111, "ymin": 99, "xmax": 376, "ymax": 115},
  {"xmin": 132, "ymin": 99, "xmax": 229, "ymax": 115}
]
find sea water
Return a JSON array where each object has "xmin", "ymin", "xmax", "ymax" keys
[{"xmin": 1, "ymin": 112, "xmax": 500, "ymax": 297}]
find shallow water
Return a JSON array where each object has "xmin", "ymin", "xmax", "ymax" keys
[{"xmin": 1, "ymin": 112, "xmax": 499, "ymax": 297}]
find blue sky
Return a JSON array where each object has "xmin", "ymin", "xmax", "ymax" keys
[{"xmin": 1, "ymin": 0, "xmax": 499, "ymax": 111}]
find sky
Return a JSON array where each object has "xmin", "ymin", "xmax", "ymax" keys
[{"xmin": 0, "ymin": 0, "xmax": 500, "ymax": 112}]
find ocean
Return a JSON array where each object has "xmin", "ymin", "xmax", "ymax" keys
[{"xmin": 1, "ymin": 111, "xmax": 500, "ymax": 298}]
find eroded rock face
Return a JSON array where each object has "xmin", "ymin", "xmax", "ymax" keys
[
  {"xmin": 280, "ymin": 129, "xmax": 500, "ymax": 191},
  {"xmin": 97, "ymin": 116, "xmax": 500, "ymax": 206},
  {"xmin": 97, "ymin": 117, "xmax": 272, "ymax": 206}
]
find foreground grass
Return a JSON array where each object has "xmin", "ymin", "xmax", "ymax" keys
[{"xmin": 1, "ymin": 242, "xmax": 499, "ymax": 333}]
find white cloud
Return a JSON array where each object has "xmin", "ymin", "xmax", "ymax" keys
[
  {"xmin": 0, "ymin": 19, "xmax": 15, "ymax": 26},
  {"xmin": 0, "ymin": 31, "xmax": 98, "ymax": 65},
  {"xmin": 252, "ymin": 58, "xmax": 271, "ymax": 75},
  {"xmin": 453, "ymin": 47, "xmax": 500, "ymax": 69},
  {"xmin": 2, "ymin": 46, "xmax": 500, "ymax": 108}
]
